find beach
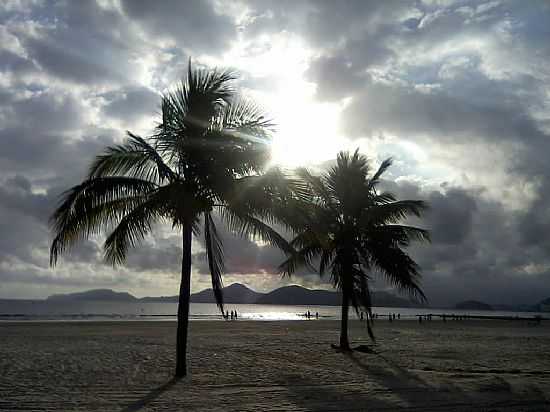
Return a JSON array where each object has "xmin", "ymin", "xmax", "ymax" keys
[{"xmin": 1, "ymin": 319, "xmax": 549, "ymax": 411}]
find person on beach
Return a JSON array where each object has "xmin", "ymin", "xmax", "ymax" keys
[
  {"xmin": 230, "ymin": 310, "xmax": 234, "ymax": 320},
  {"xmin": 315, "ymin": 312, "xmax": 319, "ymax": 319},
  {"xmin": 235, "ymin": 310, "xmax": 238, "ymax": 320},
  {"xmin": 397, "ymin": 313, "xmax": 400, "ymax": 320},
  {"xmin": 360, "ymin": 312, "xmax": 364, "ymax": 321},
  {"xmin": 225, "ymin": 310, "xmax": 229, "ymax": 320}
]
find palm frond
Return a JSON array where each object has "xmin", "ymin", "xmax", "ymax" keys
[
  {"xmin": 368, "ymin": 246, "xmax": 427, "ymax": 302},
  {"xmin": 220, "ymin": 169, "xmax": 310, "ymax": 235},
  {"xmin": 154, "ymin": 59, "xmax": 238, "ymax": 153},
  {"xmin": 49, "ymin": 177, "xmax": 157, "ymax": 266},
  {"xmin": 363, "ymin": 200, "xmax": 429, "ymax": 225},
  {"xmin": 220, "ymin": 207, "xmax": 293, "ymax": 255},
  {"xmin": 214, "ymin": 97, "xmax": 274, "ymax": 137},
  {"xmin": 204, "ymin": 213, "xmax": 225, "ymax": 312},
  {"xmin": 319, "ymin": 249, "xmax": 335, "ymax": 276},
  {"xmin": 295, "ymin": 167, "xmax": 338, "ymax": 210},
  {"xmin": 352, "ymin": 271, "xmax": 375, "ymax": 340},
  {"xmin": 279, "ymin": 243, "xmax": 322, "ymax": 276},
  {"xmin": 368, "ymin": 224, "xmax": 431, "ymax": 247},
  {"xmin": 88, "ymin": 133, "xmax": 176, "ymax": 183},
  {"xmin": 103, "ymin": 194, "xmax": 164, "ymax": 265},
  {"xmin": 368, "ymin": 157, "xmax": 392, "ymax": 190}
]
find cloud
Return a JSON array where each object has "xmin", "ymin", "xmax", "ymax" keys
[
  {"xmin": 101, "ymin": 86, "xmax": 160, "ymax": 124},
  {"xmin": 120, "ymin": 0, "xmax": 237, "ymax": 53},
  {"xmin": 385, "ymin": 179, "xmax": 550, "ymax": 306},
  {"xmin": 1, "ymin": 1, "xmax": 143, "ymax": 86},
  {"xmin": 1, "ymin": 0, "xmax": 550, "ymax": 308}
]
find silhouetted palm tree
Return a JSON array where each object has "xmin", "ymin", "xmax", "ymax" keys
[
  {"xmin": 50, "ymin": 61, "xmax": 299, "ymax": 377},
  {"xmin": 281, "ymin": 150, "xmax": 430, "ymax": 350}
]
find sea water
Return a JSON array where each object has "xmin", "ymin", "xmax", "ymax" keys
[{"xmin": 0, "ymin": 300, "xmax": 547, "ymax": 321}]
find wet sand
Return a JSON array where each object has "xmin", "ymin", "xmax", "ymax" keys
[{"xmin": 1, "ymin": 319, "xmax": 549, "ymax": 411}]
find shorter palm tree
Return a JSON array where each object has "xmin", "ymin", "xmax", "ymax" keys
[{"xmin": 281, "ymin": 150, "xmax": 430, "ymax": 350}]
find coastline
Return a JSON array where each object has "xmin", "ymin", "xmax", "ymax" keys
[{"xmin": 1, "ymin": 320, "xmax": 550, "ymax": 411}]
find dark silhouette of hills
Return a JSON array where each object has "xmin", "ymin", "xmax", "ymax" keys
[
  {"xmin": 256, "ymin": 285, "xmax": 339, "ymax": 305},
  {"xmin": 254, "ymin": 285, "xmax": 416, "ymax": 307},
  {"xmin": 27, "ymin": 287, "xmax": 550, "ymax": 311},
  {"xmin": 46, "ymin": 283, "xmax": 419, "ymax": 307},
  {"xmin": 47, "ymin": 289, "xmax": 137, "ymax": 302},
  {"xmin": 455, "ymin": 300, "xmax": 493, "ymax": 311},
  {"xmin": 190, "ymin": 283, "xmax": 261, "ymax": 304}
]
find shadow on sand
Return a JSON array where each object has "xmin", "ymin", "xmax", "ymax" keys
[
  {"xmin": 284, "ymin": 349, "xmax": 468, "ymax": 412},
  {"xmin": 285, "ymin": 349, "xmax": 550, "ymax": 411},
  {"xmin": 120, "ymin": 377, "xmax": 180, "ymax": 412}
]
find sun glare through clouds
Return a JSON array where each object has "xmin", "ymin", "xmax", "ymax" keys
[{"xmin": 212, "ymin": 33, "xmax": 349, "ymax": 168}]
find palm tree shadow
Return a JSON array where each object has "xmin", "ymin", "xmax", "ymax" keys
[
  {"xmin": 285, "ymin": 350, "xmax": 470, "ymax": 412},
  {"xmin": 348, "ymin": 350, "xmax": 426, "ymax": 387},
  {"xmin": 120, "ymin": 377, "xmax": 180, "ymax": 412},
  {"xmin": 284, "ymin": 373, "xmax": 390, "ymax": 412},
  {"xmin": 345, "ymin": 351, "xmax": 431, "ymax": 390}
]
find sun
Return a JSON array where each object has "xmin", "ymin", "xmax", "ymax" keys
[
  {"xmin": 212, "ymin": 32, "xmax": 349, "ymax": 169},
  {"xmin": 263, "ymin": 56, "xmax": 350, "ymax": 168},
  {"xmin": 269, "ymin": 97, "xmax": 346, "ymax": 168}
]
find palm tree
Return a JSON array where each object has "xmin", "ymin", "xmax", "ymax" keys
[
  {"xmin": 281, "ymin": 150, "xmax": 430, "ymax": 350},
  {"xmin": 50, "ymin": 61, "xmax": 299, "ymax": 377}
]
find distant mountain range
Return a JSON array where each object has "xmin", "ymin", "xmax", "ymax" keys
[
  {"xmin": 46, "ymin": 283, "xmax": 420, "ymax": 308},
  {"xmin": 41, "ymin": 286, "xmax": 550, "ymax": 312},
  {"xmin": 47, "ymin": 289, "xmax": 137, "ymax": 302}
]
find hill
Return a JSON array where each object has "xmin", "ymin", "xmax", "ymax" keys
[
  {"xmin": 47, "ymin": 289, "xmax": 137, "ymax": 302},
  {"xmin": 455, "ymin": 300, "xmax": 493, "ymax": 311},
  {"xmin": 141, "ymin": 283, "xmax": 263, "ymax": 303},
  {"xmin": 256, "ymin": 285, "xmax": 339, "ymax": 305},
  {"xmin": 255, "ymin": 285, "xmax": 417, "ymax": 307},
  {"xmin": 190, "ymin": 283, "xmax": 262, "ymax": 304},
  {"xmin": 46, "ymin": 284, "xmax": 419, "ymax": 308}
]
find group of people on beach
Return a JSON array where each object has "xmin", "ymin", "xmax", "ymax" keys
[
  {"xmin": 358, "ymin": 312, "xmax": 400, "ymax": 321},
  {"xmin": 223, "ymin": 310, "xmax": 238, "ymax": 320},
  {"xmin": 303, "ymin": 310, "xmax": 319, "ymax": 319}
]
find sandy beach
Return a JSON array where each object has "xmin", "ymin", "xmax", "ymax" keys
[{"xmin": 1, "ymin": 319, "xmax": 549, "ymax": 411}]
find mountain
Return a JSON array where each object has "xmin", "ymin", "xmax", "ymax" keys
[
  {"xmin": 190, "ymin": 283, "xmax": 262, "ymax": 304},
  {"xmin": 46, "ymin": 284, "xmax": 419, "ymax": 308},
  {"xmin": 455, "ymin": 300, "xmax": 493, "ymax": 311},
  {"xmin": 256, "ymin": 285, "xmax": 339, "ymax": 305},
  {"xmin": 255, "ymin": 285, "xmax": 418, "ymax": 307},
  {"xmin": 47, "ymin": 289, "xmax": 137, "ymax": 302},
  {"xmin": 141, "ymin": 283, "xmax": 263, "ymax": 303}
]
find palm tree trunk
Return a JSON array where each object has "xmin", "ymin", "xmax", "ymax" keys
[
  {"xmin": 340, "ymin": 287, "xmax": 351, "ymax": 350},
  {"xmin": 175, "ymin": 223, "xmax": 193, "ymax": 377}
]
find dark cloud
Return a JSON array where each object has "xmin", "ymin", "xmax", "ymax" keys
[
  {"xmin": 383, "ymin": 180, "xmax": 550, "ymax": 307},
  {"xmin": 4, "ymin": 1, "xmax": 141, "ymax": 86},
  {"xmin": 101, "ymin": 86, "xmax": 160, "ymax": 123},
  {"xmin": 120, "ymin": 0, "xmax": 236, "ymax": 53}
]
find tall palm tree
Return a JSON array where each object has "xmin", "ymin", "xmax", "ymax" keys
[
  {"xmin": 50, "ymin": 61, "xmax": 299, "ymax": 377},
  {"xmin": 281, "ymin": 150, "xmax": 430, "ymax": 350}
]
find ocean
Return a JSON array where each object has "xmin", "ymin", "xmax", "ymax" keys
[{"xmin": 0, "ymin": 300, "xmax": 547, "ymax": 322}]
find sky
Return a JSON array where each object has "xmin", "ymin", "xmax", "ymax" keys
[{"xmin": 1, "ymin": 0, "xmax": 550, "ymax": 306}]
